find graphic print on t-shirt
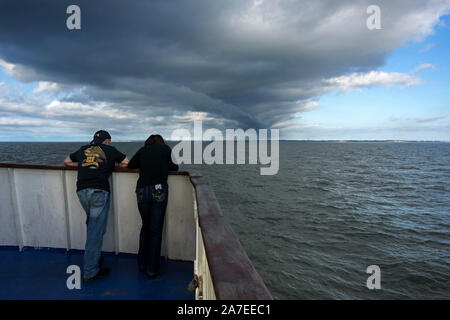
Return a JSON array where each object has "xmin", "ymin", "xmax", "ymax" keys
[{"xmin": 81, "ymin": 146, "xmax": 106, "ymax": 169}]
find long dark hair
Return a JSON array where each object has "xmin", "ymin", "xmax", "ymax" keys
[{"xmin": 145, "ymin": 134, "xmax": 166, "ymax": 146}]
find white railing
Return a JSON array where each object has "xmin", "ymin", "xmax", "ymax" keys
[
  {"xmin": 0, "ymin": 165, "xmax": 196, "ymax": 262},
  {"xmin": 193, "ymin": 192, "xmax": 216, "ymax": 300}
]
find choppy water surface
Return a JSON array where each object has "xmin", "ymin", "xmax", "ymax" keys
[{"xmin": 1, "ymin": 141, "xmax": 449, "ymax": 299}]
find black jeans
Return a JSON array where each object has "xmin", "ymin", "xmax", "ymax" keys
[{"xmin": 136, "ymin": 184, "xmax": 169, "ymax": 275}]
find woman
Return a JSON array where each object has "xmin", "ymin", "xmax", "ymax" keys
[{"xmin": 128, "ymin": 134, "xmax": 178, "ymax": 279}]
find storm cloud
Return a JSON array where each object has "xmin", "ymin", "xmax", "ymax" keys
[{"xmin": 0, "ymin": 0, "xmax": 449, "ymax": 139}]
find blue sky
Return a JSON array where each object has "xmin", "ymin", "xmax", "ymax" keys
[
  {"xmin": 299, "ymin": 15, "xmax": 450, "ymax": 141},
  {"xmin": 0, "ymin": 1, "xmax": 449, "ymax": 141}
]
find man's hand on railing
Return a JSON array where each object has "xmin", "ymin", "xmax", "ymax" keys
[
  {"xmin": 117, "ymin": 157, "xmax": 129, "ymax": 168},
  {"xmin": 63, "ymin": 156, "xmax": 78, "ymax": 167}
]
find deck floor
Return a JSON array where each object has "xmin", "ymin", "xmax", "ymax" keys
[{"xmin": 0, "ymin": 247, "xmax": 195, "ymax": 300}]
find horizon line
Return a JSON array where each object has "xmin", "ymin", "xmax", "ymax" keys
[{"xmin": 0, "ymin": 139, "xmax": 449, "ymax": 143}]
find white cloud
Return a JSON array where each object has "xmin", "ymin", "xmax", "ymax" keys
[
  {"xmin": 33, "ymin": 81, "xmax": 60, "ymax": 94},
  {"xmin": 299, "ymin": 101, "xmax": 320, "ymax": 112},
  {"xmin": 414, "ymin": 63, "xmax": 435, "ymax": 73},
  {"xmin": 325, "ymin": 71, "xmax": 421, "ymax": 91},
  {"xmin": 43, "ymin": 100, "xmax": 139, "ymax": 120},
  {"xmin": 390, "ymin": 116, "xmax": 446, "ymax": 123},
  {"xmin": 271, "ymin": 101, "xmax": 319, "ymax": 129},
  {"xmin": 0, "ymin": 97, "xmax": 39, "ymax": 114},
  {"xmin": 0, "ymin": 58, "xmax": 38, "ymax": 81},
  {"xmin": 389, "ymin": 2, "xmax": 450, "ymax": 43},
  {"xmin": 0, "ymin": 59, "xmax": 14, "ymax": 74},
  {"xmin": 173, "ymin": 111, "xmax": 217, "ymax": 122},
  {"xmin": 0, "ymin": 117, "xmax": 43, "ymax": 126}
]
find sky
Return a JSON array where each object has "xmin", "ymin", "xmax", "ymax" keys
[{"xmin": 0, "ymin": 0, "xmax": 449, "ymax": 141}]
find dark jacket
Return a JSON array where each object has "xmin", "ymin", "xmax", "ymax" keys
[{"xmin": 128, "ymin": 144, "xmax": 178, "ymax": 188}]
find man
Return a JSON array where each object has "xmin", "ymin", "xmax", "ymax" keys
[{"xmin": 64, "ymin": 130, "xmax": 129, "ymax": 282}]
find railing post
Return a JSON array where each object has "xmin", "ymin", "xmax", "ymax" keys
[
  {"xmin": 112, "ymin": 172, "xmax": 120, "ymax": 255},
  {"xmin": 8, "ymin": 168, "xmax": 24, "ymax": 251},
  {"xmin": 61, "ymin": 170, "xmax": 72, "ymax": 251}
]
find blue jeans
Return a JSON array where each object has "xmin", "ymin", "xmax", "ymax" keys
[
  {"xmin": 76, "ymin": 188, "xmax": 110, "ymax": 279},
  {"xmin": 136, "ymin": 184, "xmax": 168, "ymax": 275}
]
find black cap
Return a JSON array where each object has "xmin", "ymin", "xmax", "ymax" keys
[{"xmin": 91, "ymin": 130, "xmax": 111, "ymax": 145}]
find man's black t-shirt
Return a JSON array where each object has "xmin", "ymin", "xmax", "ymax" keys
[
  {"xmin": 69, "ymin": 143, "xmax": 126, "ymax": 192},
  {"xmin": 128, "ymin": 144, "xmax": 178, "ymax": 188}
]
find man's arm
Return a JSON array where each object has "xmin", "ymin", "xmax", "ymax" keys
[
  {"xmin": 118, "ymin": 157, "xmax": 129, "ymax": 168},
  {"xmin": 64, "ymin": 155, "xmax": 78, "ymax": 167}
]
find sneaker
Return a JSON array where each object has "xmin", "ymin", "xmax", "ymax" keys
[{"xmin": 83, "ymin": 267, "xmax": 110, "ymax": 282}]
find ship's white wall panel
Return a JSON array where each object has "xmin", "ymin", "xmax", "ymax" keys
[
  {"xmin": 165, "ymin": 175, "xmax": 196, "ymax": 261},
  {"xmin": 65, "ymin": 170, "xmax": 87, "ymax": 250},
  {"xmin": 112, "ymin": 172, "xmax": 195, "ymax": 261},
  {"xmin": 113, "ymin": 172, "xmax": 141, "ymax": 254},
  {"xmin": 13, "ymin": 169, "xmax": 67, "ymax": 249},
  {"xmin": 65, "ymin": 171, "xmax": 116, "ymax": 252},
  {"xmin": 101, "ymin": 180, "xmax": 116, "ymax": 253},
  {"xmin": 0, "ymin": 168, "xmax": 17, "ymax": 246}
]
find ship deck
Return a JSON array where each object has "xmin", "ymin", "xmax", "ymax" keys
[
  {"xmin": 0, "ymin": 246, "xmax": 194, "ymax": 300},
  {"xmin": 0, "ymin": 164, "xmax": 272, "ymax": 300}
]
